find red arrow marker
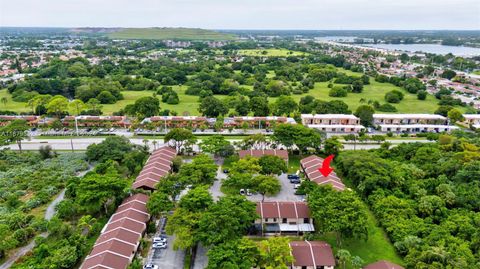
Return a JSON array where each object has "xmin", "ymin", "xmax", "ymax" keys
[{"xmin": 319, "ymin": 155, "xmax": 335, "ymax": 177}]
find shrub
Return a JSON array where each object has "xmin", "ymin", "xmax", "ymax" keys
[
  {"xmin": 385, "ymin": 90, "xmax": 404, "ymax": 103},
  {"xmin": 417, "ymin": 90, "xmax": 427, "ymax": 100},
  {"xmin": 377, "ymin": 103, "xmax": 398, "ymax": 112},
  {"xmin": 329, "ymin": 86, "xmax": 348, "ymax": 97}
]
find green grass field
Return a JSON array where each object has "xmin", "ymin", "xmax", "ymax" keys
[
  {"xmin": 277, "ymin": 79, "xmax": 448, "ymax": 114},
  {"xmin": 107, "ymin": 28, "xmax": 236, "ymax": 41},
  {"xmin": 237, "ymin": 49, "xmax": 307, "ymax": 57},
  {"xmin": 0, "ymin": 89, "xmax": 29, "ymax": 112}
]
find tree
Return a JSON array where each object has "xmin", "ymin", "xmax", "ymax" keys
[
  {"xmin": 86, "ymin": 136, "xmax": 134, "ymax": 163},
  {"xmin": 178, "ymin": 186, "xmax": 213, "ymax": 212},
  {"xmin": 234, "ymin": 96, "xmax": 250, "ymax": 116},
  {"xmin": 230, "ymin": 156, "xmax": 261, "ymax": 175},
  {"xmin": 1, "ymin": 97, "xmax": 8, "ymax": 106},
  {"xmin": 127, "ymin": 96, "xmax": 160, "ymax": 118},
  {"xmin": 207, "ymin": 238, "xmax": 260, "ymax": 269},
  {"xmin": 308, "ymin": 186, "xmax": 369, "ymax": 246},
  {"xmin": 441, "ymin": 69, "xmax": 457, "ymax": 80},
  {"xmin": 258, "ymin": 155, "xmax": 287, "ymax": 175},
  {"xmin": 68, "ymin": 99, "xmax": 86, "ymax": 116},
  {"xmin": 324, "ymin": 137, "xmax": 344, "ymax": 156},
  {"xmin": 179, "ymin": 154, "xmax": 218, "ymax": 185},
  {"xmin": 199, "ymin": 135, "xmax": 232, "ymax": 157},
  {"xmin": 385, "ymin": 90, "xmax": 404, "ymax": 103},
  {"xmin": 198, "ymin": 195, "xmax": 257, "ymax": 246},
  {"xmin": 0, "ymin": 119, "xmax": 29, "ymax": 152},
  {"xmin": 198, "ymin": 96, "xmax": 228, "ymax": 117},
  {"xmin": 75, "ymin": 168, "xmax": 128, "ymax": 214},
  {"xmin": 254, "ymin": 175, "xmax": 281, "ymax": 201},
  {"xmin": 147, "ymin": 192, "xmax": 174, "ymax": 218},
  {"xmin": 250, "ymin": 96, "xmax": 270, "ymax": 116},
  {"xmin": 272, "ymin": 95, "xmax": 297, "ymax": 116},
  {"xmin": 337, "ymin": 249, "xmax": 351, "ymax": 269},
  {"xmin": 351, "ymin": 80, "xmax": 363, "ymax": 93},
  {"xmin": 46, "ymin": 95, "xmax": 69, "ymax": 117},
  {"xmin": 447, "ymin": 108, "xmax": 464, "ymax": 123},
  {"xmin": 417, "ymin": 90, "xmax": 427, "ymax": 100},
  {"xmin": 354, "ymin": 105, "xmax": 375, "ymax": 127},
  {"xmin": 351, "ymin": 256, "xmax": 364, "ymax": 269},
  {"xmin": 273, "ymin": 124, "xmax": 323, "ymax": 153},
  {"xmin": 258, "ymin": 237, "xmax": 294, "ymax": 269},
  {"xmin": 164, "ymin": 128, "xmax": 197, "ymax": 153}
]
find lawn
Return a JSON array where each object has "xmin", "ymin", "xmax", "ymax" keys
[
  {"xmin": 0, "ymin": 89, "xmax": 29, "ymax": 112},
  {"xmin": 310, "ymin": 208, "xmax": 404, "ymax": 268},
  {"xmin": 107, "ymin": 28, "xmax": 236, "ymax": 41},
  {"xmin": 271, "ymin": 79, "xmax": 466, "ymax": 114},
  {"xmin": 237, "ymin": 49, "xmax": 308, "ymax": 57}
]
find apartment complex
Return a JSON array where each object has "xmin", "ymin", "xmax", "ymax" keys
[
  {"xmin": 255, "ymin": 201, "xmax": 314, "ymax": 235},
  {"xmin": 372, "ymin": 114, "xmax": 459, "ymax": 133},
  {"xmin": 132, "ymin": 147, "xmax": 177, "ymax": 190},
  {"xmin": 301, "ymin": 114, "xmax": 365, "ymax": 133},
  {"xmin": 463, "ymin": 114, "xmax": 480, "ymax": 129}
]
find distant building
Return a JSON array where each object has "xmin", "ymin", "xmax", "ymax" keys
[
  {"xmin": 63, "ymin": 116, "xmax": 130, "ymax": 128},
  {"xmin": 300, "ymin": 155, "xmax": 345, "ymax": 191},
  {"xmin": 255, "ymin": 201, "xmax": 314, "ymax": 235},
  {"xmin": 462, "ymin": 114, "xmax": 480, "ymax": 129},
  {"xmin": 289, "ymin": 241, "xmax": 336, "ymax": 269},
  {"xmin": 143, "ymin": 116, "xmax": 209, "ymax": 129},
  {"xmin": 238, "ymin": 149, "xmax": 289, "ymax": 163},
  {"xmin": 373, "ymin": 114, "xmax": 459, "ymax": 133},
  {"xmin": 301, "ymin": 114, "xmax": 365, "ymax": 133}
]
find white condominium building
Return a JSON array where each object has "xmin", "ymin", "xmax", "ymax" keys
[
  {"xmin": 301, "ymin": 114, "xmax": 365, "ymax": 133},
  {"xmin": 462, "ymin": 114, "xmax": 480, "ymax": 129},
  {"xmin": 373, "ymin": 114, "xmax": 458, "ymax": 133}
]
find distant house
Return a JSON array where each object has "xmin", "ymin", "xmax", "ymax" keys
[
  {"xmin": 142, "ymin": 116, "xmax": 209, "ymax": 129},
  {"xmin": 463, "ymin": 114, "xmax": 480, "ymax": 129},
  {"xmin": 363, "ymin": 260, "xmax": 404, "ymax": 269},
  {"xmin": 289, "ymin": 241, "xmax": 336, "ymax": 269},
  {"xmin": 238, "ymin": 149, "xmax": 289, "ymax": 163},
  {"xmin": 300, "ymin": 155, "xmax": 345, "ymax": 191},
  {"xmin": 0, "ymin": 115, "xmax": 48, "ymax": 126},
  {"xmin": 132, "ymin": 147, "xmax": 177, "ymax": 190},
  {"xmin": 233, "ymin": 116, "xmax": 296, "ymax": 129},
  {"xmin": 254, "ymin": 201, "xmax": 314, "ymax": 235},
  {"xmin": 80, "ymin": 193, "xmax": 150, "ymax": 269}
]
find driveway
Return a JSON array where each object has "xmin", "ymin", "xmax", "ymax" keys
[
  {"xmin": 192, "ymin": 244, "xmax": 208, "ymax": 269},
  {"xmin": 210, "ymin": 165, "xmax": 227, "ymax": 201},
  {"xmin": 146, "ymin": 218, "xmax": 185, "ymax": 269},
  {"xmin": 246, "ymin": 173, "xmax": 304, "ymax": 202}
]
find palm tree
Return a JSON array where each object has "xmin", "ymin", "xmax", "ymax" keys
[
  {"xmin": 152, "ymin": 140, "xmax": 158, "ymax": 150},
  {"xmin": 337, "ymin": 249, "xmax": 351, "ymax": 269},
  {"xmin": 351, "ymin": 256, "xmax": 364, "ymax": 269}
]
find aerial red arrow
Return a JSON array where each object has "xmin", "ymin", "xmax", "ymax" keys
[{"xmin": 319, "ymin": 155, "xmax": 335, "ymax": 177}]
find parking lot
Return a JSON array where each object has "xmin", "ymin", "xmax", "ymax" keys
[{"xmin": 144, "ymin": 219, "xmax": 185, "ymax": 269}]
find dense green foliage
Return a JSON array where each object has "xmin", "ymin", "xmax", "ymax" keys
[{"xmin": 336, "ymin": 132, "xmax": 480, "ymax": 268}]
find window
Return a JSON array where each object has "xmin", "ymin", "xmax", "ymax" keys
[
  {"xmin": 304, "ymin": 218, "xmax": 310, "ymax": 223},
  {"xmin": 282, "ymin": 218, "xmax": 287, "ymax": 223},
  {"xmin": 273, "ymin": 218, "xmax": 277, "ymax": 222},
  {"xmin": 265, "ymin": 218, "xmax": 268, "ymax": 222}
]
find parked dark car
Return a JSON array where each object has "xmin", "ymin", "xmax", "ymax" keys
[
  {"xmin": 223, "ymin": 169, "xmax": 229, "ymax": 174},
  {"xmin": 290, "ymin": 179, "xmax": 301, "ymax": 184},
  {"xmin": 287, "ymin": 174, "xmax": 299, "ymax": 179}
]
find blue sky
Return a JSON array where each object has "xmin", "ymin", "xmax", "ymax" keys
[{"xmin": 0, "ymin": 0, "xmax": 479, "ymax": 29}]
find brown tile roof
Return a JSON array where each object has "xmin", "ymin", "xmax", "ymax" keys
[
  {"xmin": 82, "ymin": 251, "xmax": 130, "ymax": 269},
  {"xmin": 81, "ymin": 193, "xmax": 150, "ymax": 269},
  {"xmin": 300, "ymin": 155, "xmax": 345, "ymax": 191},
  {"xmin": 364, "ymin": 260, "xmax": 405, "ymax": 269},
  {"xmin": 132, "ymin": 146, "xmax": 177, "ymax": 190},
  {"xmin": 256, "ymin": 202, "xmax": 310, "ymax": 219},
  {"xmin": 289, "ymin": 241, "xmax": 335, "ymax": 267},
  {"xmin": 238, "ymin": 149, "xmax": 289, "ymax": 161}
]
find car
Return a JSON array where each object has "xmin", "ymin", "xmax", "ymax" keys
[
  {"xmin": 223, "ymin": 169, "xmax": 229, "ymax": 173},
  {"xmin": 287, "ymin": 174, "xmax": 300, "ymax": 179},
  {"xmin": 152, "ymin": 242, "xmax": 167, "ymax": 249},
  {"xmin": 239, "ymin": 189, "xmax": 246, "ymax": 195},
  {"xmin": 143, "ymin": 264, "xmax": 159, "ymax": 269},
  {"xmin": 290, "ymin": 179, "xmax": 301, "ymax": 184},
  {"xmin": 153, "ymin": 237, "xmax": 167, "ymax": 243},
  {"xmin": 294, "ymin": 184, "xmax": 301, "ymax": 189},
  {"xmin": 246, "ymin": 189, "xmax": 252, "ymax": 196}
]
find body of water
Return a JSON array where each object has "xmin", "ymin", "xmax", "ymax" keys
[{"xmin": 362, "ymin": 43, "xmax": 480, "ymax": 57}]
